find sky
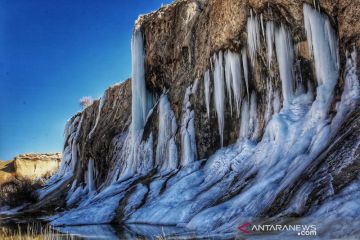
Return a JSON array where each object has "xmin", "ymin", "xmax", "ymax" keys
[{"xmin": 0, "ymin": 0, "xmax": 173, "ymax": 160}]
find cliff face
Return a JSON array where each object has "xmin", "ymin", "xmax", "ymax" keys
[
  {"xmin": 0, "ymin": 153, "xmax": 61, "ymax": 184},
  {"xmin": 139, "ymin": 0, "xmax": 360, "ymax": 158},
  {"xmin": 20, "ymin": 0, "xmax": 360, "ymax": 238}
]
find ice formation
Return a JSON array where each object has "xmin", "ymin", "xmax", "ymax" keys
[
  {"xmin": 266, "ymin": 21, "xmax": 275, "ymax": 67},
  {"xmin": 264, "ymin": 78, "xmax": 273, "ymax": 124},
  {"xmin": 247, "ymin": 10, "xmax": 261, "ymax": 66},
  {"xmin": 239, "ymin": 97, "xmax": 250, "ymax": 139},
  {"xmin": 275, "ymin": 24, "xmax": 294, "ymax": 105},
  {"xmin": 32, "ymin": 4, "xmax": 359, "ymax": 239},
  {"xmin": 125, "ymin": 4, "xmax": 357, "ymax": 234},
  {"xmin": 37, "ymin": 114, "xmax": 84, "ymax": 200},
  {"xmin": 156, "ymin": 94, "xmax": 178, "ymax": 170},
  {"xmin": 119, "ymin": 27, "xmax": 154, "ymax": 179},
  {"xmin": 131, "ymin": 27, "xmax": 152, "ymax": 132},
  {"xmin": 224, "ymin": 50, "xmax": 233, "ymax": 112},
  {"xmin": 241, "ymin": 48, "xmax": 250, "ymax": 98},
  {"xmin": 212, "ymin": 51, "xmax": 225, "ymax": 146},
  {"xmin": 204, "ymin": 70, "xmax": 211, "ymax": 118},
  {"xmin": 181, "ymin": 86, "xmax": 197, "ymax": 166},
  {"xmin": 225, "ymin": 50, "xmax": 243, "ymax": 115},
  {"xmin": 88, "ymin": 93, "xmax": 106, "ymax": 139}
]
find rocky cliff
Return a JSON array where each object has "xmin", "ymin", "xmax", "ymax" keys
[
  {"xmin": 0, "ymin": 153, "xmax": 61, "ymax": 185},
  {"xmin": 14, "ymin": 0, "xmax": 360, "ymax": 238}
]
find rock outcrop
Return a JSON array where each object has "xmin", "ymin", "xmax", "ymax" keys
[
  {"xmin": 13, "ymin": 0, "xmax": 360, "ymax": 238},
  {"xmin": 0, "ymin": 153, "xmax": 61, "ymax": 185}
]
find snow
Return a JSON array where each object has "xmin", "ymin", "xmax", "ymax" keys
[
  {"xmin": 50, "ymin": 177, "xmax": 139, "ymax": 226},
  {"xmin": 212, "ymin": 51, "xmax": 225, "ymax": 146}
]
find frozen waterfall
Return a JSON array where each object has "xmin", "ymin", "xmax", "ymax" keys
[{"xmin": 212, "ymin": 51, "xmax": 225, "ymax": 147}]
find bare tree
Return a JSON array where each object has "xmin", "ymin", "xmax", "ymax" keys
[{"xmin": 80, "ymin": 96, "xmax": 93, "ymax": 109}]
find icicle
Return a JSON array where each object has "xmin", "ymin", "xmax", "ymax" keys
[
  {"xmin": 181, "ymin": 86, "xmax": 197, "ymax": 166},
  {"xmin": 131, "ymin": 27, "xmax": 152, "ymax": 132},
  {"xmin": 88, "ymin": 94, "xmax": 106, "ymax": 139},
  {"xmin": 120, "ymin": 26, "xmax": 154, "ymax": 177},
  {"xmin": 260, "ymin": 14, "xmax": 265, "ymax": 38},
  {"xmin": 241, "ymin": 48, "xmax": 250, "ymax": 99},
  {"xmin": 229, "ymin": 51, "xmax": 243, "ymax": 115},
  {"xmin": 212, "ymin": 51, "xmax": 225, "ymax": 147},
  {"xmin": 239, "ymin": 97, "xmax": 250, "ymax": 139},
  {"xmin": 266, "ymin": 21, "xmax": 275, "ymax": 67},
  {"xmin": 264, "ymin": 78, "xmax": 273, "ymax": 124},
  {"xmin": 304, "ymin": 4, "xmax": 339, "ymax": 87},
  {"xmin": 303, "ymin": 4, "xmax": 339, "ymax": 120},
  {"xmin": 273, "ymin": 90, "xmax": 281, "ymax": 113},
  {"xmin": 70, "ymin": 114, "xmax": 84, "ymax": 173},
  {"xmin": 331, "ymin": 47, "xmax": 360, "ymax": 131},
  {"xmin": 204, "ymin": 70, "xmax": 211, "ymax": 119},
  {"xmin": 275, "ymin": 24, "xmax": 294, "ymax": 105},
  {"xmin": 249, "ymin": 92, "xmax": 259, "ymax": 139},
  {"xmin": 87, "ymin": 158, "xmax": 96, "ymax": 192},
  {"xmin": 156, "ymin": 94, "xmax": 178, "ymax": 170},
  {"xmin": 137, "ymin": 134, "xmax": 154, "ymax": 175},
  {"xmin": 247, "ymin": 10, "xmax": 261, "ymax": 66},
  {"xmin": 224, "ymin": 50, "xmax": 243, "ymax": 115},
  {"xmin": 224, "ymin": 50, "xmax": 233, "ymax": 113}
]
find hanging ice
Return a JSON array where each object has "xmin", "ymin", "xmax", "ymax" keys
[
  {"xmin": 212, "ymin": 51, "xmax": 225, "ymax": 146},
  {"xmin": 156, "ymin": 94, "xmax": 178, "ymax": 170},
  {"xmin": 249, "ymin": 91, "xmax": 259, "ymax": 139},
  {"xmin": 88, "ymin": 94, "xmax": 106, "ymax": 139},
  {"xmin": 266, "ymin": 21, "xmax": 275, "ymax": 67},
  {"xmin": 303, "ymin": 4, "xmax": 339, "ymax": 120},
  {"xmin": 247, "ymin": 10, "xmax": 261, "ymax": 66},
  {"xmin": 241, "ymin": 48, "xmax": 250, "ymax": 99},
  {"xmin": 239, "ymin": 97, "xmax": 250, "ymax": 139},
  {"xmin": 37, "ymin": 114, "xmax": 84, "ymax": 199},
  {"xmin": 275, "ymin": 24, "xmax": 294, "ymax": 105},
  {"xmin": 304, "ymin": 4, "xmax": 339, "ymax": 87},
  {"xmin": 131, "ymin": 27, "xmax": 152, "ymax": 132},
  {"xmin": 181, "ymin": 86, "xmax": 197, "ymax": 166},
  {"xmin": 331, "ymin": 47, "xmax": 360, "ymax": 131},
  {"xmin": 264, "ymin": 78, "xmax": 273, "ymax": 124},
  {"xmin": 87, "ymin": 158, "xmax": 96, "ymax": 192},
  {"xmin": 225, "ymin": 50, "xmax": 243, "ymax": 115},
  {"xmin": 204, "ymin": 70, "xmax": 211, "ymax": 119},
  {"xmin": 224, "ymin": 50, "xmax": 233, "ymax": 113}
]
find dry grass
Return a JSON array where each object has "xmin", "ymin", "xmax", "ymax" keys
[{"xmin": 0, "ymin": 222, "xmax": 73, "ymax": 240}]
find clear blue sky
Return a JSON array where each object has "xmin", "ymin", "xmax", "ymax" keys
[{"xmin": 0, "ymin": 0, "xmax": 173, "ymax": 160}]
